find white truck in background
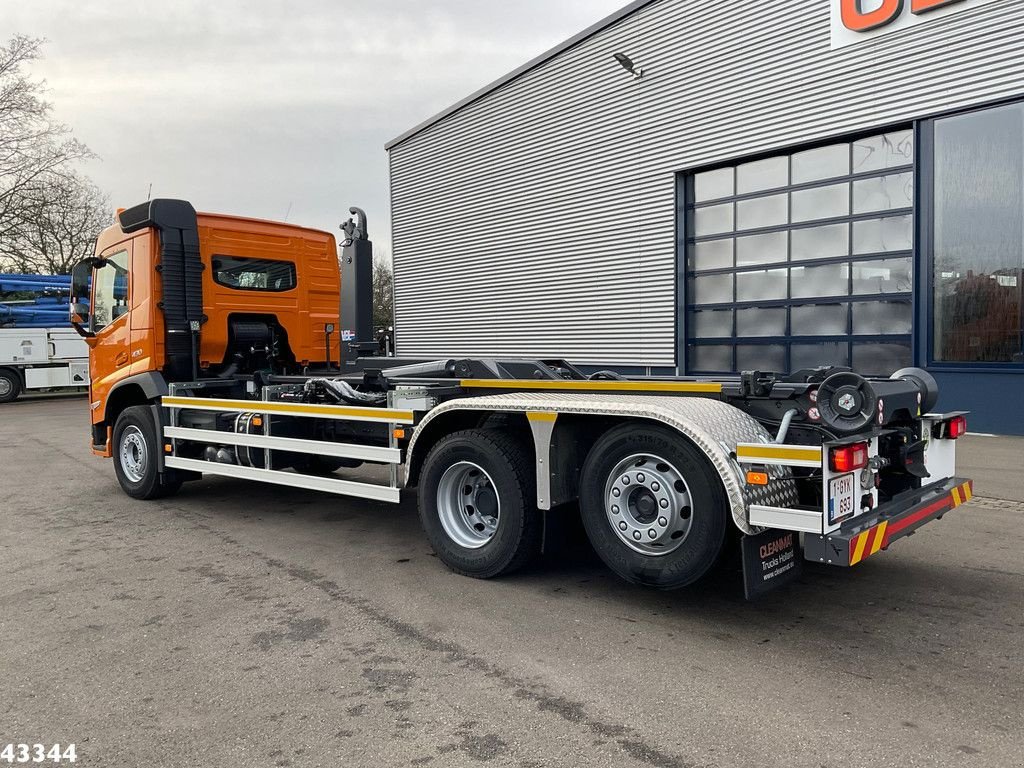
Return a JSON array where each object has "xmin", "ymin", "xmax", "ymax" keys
[{"xmin": 0, "ymin": 327, "xmax": 89, "ymax": 403}]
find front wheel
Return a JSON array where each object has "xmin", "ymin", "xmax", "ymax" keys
[
  {"xmin": 0, "ymin": 368, "xmax": 22, "ymax": 403},
  {"xmin": 579, "ymin": 424, "xmax": 728, "ymax": 589},
  {"xmin": 112, "ymin": 405, "xmax": 182, "ymax": 500},
  {"xmin": 418, "ymin": 429, "xmax": 542, "ymax": 579}
]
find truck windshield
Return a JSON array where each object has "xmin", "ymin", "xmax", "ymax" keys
[{"xmin": 212, "ymin": 256, "xmax": 296, "ymax": 292}]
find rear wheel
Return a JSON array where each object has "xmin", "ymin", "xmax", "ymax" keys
[
  {"xmin": 0, "ymin": 369, "xmax": 22, "ymax": 403},
  {"xmin": 418, "ymin": 429, "xmax": 541, "ymax": 578},
  {"xmin": 579, "ymin": 424, "xmax": 728, "ymax": 589},
  {"xmin": 112, "ymin": 405, "xmax": 182, "ymax": 500}
]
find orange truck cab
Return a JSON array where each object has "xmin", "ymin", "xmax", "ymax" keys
[{"xmin": 70, "ymin": 200, "xmax": 348, "ymax": 456}]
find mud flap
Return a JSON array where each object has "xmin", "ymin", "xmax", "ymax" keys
[
  {"xmin": 149, "ymin": 402, "xmax": 200, "ymax": 482},
  {"xmin": 741, "ymin": 528, "xmax": 803, "ymax": 600}
]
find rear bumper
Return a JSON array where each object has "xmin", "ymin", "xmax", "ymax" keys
[{"xmin": 804, "ymin": 477, "xmax": 973, "ymax": 567}]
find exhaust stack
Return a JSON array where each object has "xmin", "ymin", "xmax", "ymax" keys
[{"xmin": 339, "ymin": 207, "xmax": 375, "ymax": 365}]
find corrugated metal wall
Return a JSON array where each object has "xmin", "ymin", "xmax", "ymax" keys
[{"xmin": 388, "ymin": 0, "xmax": 1024, "ymax": 367}]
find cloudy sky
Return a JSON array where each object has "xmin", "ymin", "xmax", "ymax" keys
[{"xmin": 9, "ymin": 1, "xmax": 627, "ymax": 252}]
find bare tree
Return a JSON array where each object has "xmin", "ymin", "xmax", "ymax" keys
[
  {"xmin": 372, "ymin": 250, "xmax": 394, "ymax": 332},
  {"xmin": 0, "ymin": 34, "xmax": 95, "ymax": 270},
  {"xmin": 0, "ymin": 172, "xmax": 109, "ymax": 273}
]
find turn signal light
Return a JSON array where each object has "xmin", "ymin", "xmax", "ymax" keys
[
  {"xmin": 746, "ymin": 470, "xmax": 769, "ymax": 486},
  {"xmin": 933, "ymin": 415, "xmax": 967, "ymax": 440},
  {"xmin": 830, "ymin": 442, "xmax": 869, "ymax": 473}
]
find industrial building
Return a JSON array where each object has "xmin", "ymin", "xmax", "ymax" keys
[{"xmin": 387, "ymin": 0, "xmax": 1024, "ymax": 434}]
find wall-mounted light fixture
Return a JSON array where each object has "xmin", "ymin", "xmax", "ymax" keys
[{"xmin": 612, "ymin": 52, "xmax": 643, "ymax": 79}]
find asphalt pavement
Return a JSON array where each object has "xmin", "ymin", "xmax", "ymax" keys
[{"xmin": 1, "ymin": 397, "xmax": 1022, "ymax": 767}]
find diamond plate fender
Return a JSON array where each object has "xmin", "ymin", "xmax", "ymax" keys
[{"xmin": 404, "ymin": 393, "xmax": 799, "ymax": 535}]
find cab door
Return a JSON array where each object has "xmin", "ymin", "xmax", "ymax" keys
[{"xmin": 89, "ymin": 241, "xmax": 133, "ymax": 424}]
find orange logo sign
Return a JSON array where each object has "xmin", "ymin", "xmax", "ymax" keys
[
  {"xmin": 831, "ymin": 0, "xmax": 995, "ymax": 49},
  {"xmin": 840, "ymin": 0, "xmax": 965, "ymax": 32}
]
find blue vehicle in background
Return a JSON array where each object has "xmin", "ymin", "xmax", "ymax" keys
[{"xmin": 0, "ymin": 274, "xmax": 89, "ymax": 403}]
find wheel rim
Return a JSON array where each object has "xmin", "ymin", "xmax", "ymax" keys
[
  {"xmin": 119, "ymin": 425, "xmax": 148, "ymax": 484},
  {"xmin": 0, "ymin": 377, "xmax": 12, "ymax": 398},
  {"xmin": 436, "ymin": 461, "xmax": 501, "ymax": 549},
  {"xmin": 604, "ymin": 453, "xmax": 694, "ymax": 556}
]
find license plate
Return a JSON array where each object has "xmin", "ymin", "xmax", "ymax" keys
[{"xmin": 828, "ymin": 473, "xmax": 857, "ymax": 525}]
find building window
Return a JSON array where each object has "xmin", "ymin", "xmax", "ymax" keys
[
  {"xmin": 931, "ymin": 102, "xmax": 1024, "ymax": 364},
  {"xmin": 683, "ymin": 129, "xmax": 914, "ymax": 375},
  {"xmin": 212, "ymin": 256, "xmax": 297, "ymax": 292}
]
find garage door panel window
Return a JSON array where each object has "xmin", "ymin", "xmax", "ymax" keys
[
  {"xmin": 737, "ymin": 193, "xmax": 788, "ymax": 230},
  {"xmin": 791, "ymin": 182, "xmax": 850, "ymax": 223},
  {"xmin": 792, "ymin": 143, "xmax": 851, "ymax": 184},
  {"xmin": 853, "ymin": 130, "xmax": 914, "ymax": 173},
  {"xmin": 691, "ymin": 309, "xmax": 733, "ymax": 338},
  {"xmin": 853, "ymin": 172, "xmax": 914, "ymax": 214},
  {"xmin": 791, "ymin": 224, "xmax": 849, "ymax": 261},
  {"xmin": 736, "ymin": 231, "xmax": 788, "ymax": 266},
  {"xmin": 693, "ymin": 238, "xmax": 734, "ymax": 270},
  {"xmin": 737, "ymin": 156, "xmax": 789, "ymax": 195},
  {"xmin": 792, "ymin": 303, "xmax": 848, "ymax": 336},
  {"xmin": 853, "ymin": 215, "xmax": 913, "ymax": 255},
  {"xmin": 736, "ymin": 307, "xmax": 787, "ymax": 337},
  {"xmin": 792, "ymin": 342, "xmax": 849, "ymax": 370},
  {"xmin": 693, "ymin": 203, "xmax": 734, "ymax": 236},
  {"xmin": 685, "ymin": 129, "xmax": 914, "ymax": 374},
  {"xmin": 694, "ymin": 167, "xmax": 734, "ymax": 201}
]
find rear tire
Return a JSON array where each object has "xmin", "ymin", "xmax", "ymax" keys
[
  {"xmin": 0, "ymin": 368, "xmax": 22, "ymax": 403},
  {"xmin": 112, "ymin": 405, "xmax": 182, "ymax": 500},
  {"xmin": 418, "ymin": 429, "xmax": 541, "ymax": 579},
  {"xmin": 579, "ymin": 424, "xmax": 728, "ymax": 589}
]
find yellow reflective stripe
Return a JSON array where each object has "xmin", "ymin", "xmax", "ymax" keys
[
  {"xmin": 951, "ymin": 487, "xmax": 962, "ymax": 506},
  {"xmin": 526, "ymin": 411, "xmax": 558, "ymax": 423},
  {"xmin": 851, "ymin": 532, "xmax": 870, "ymax": 565},
  {"xmin": 161, "ymin": 396, "xmax": 414, "ymax": 423},
  {"xmin": 459, "ymin": 379, "xmax": 723, "ymax": 394},
  {"xmin": 736, "ymin": 445, "xmax": 822, "ymax": 463},
  {"xmin": 962, "ymin": 482, "xmax": 973, "ymax": 502},
  {"xmin": 870, "ymin": 522, "xmax": 887, "ymax": 555}
]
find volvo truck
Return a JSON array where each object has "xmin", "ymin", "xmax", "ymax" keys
[{"xmin": 70, "ymin": 199, "xmax": 973, "ymax": 597}]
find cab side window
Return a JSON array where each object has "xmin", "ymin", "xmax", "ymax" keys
[
  {"xmin": 93, "ymin": 249, "xmax": 130, "ymax": 332},
  {"xmin": 213, "ymin": 256, "xmax": 297, "ymax": 292}
]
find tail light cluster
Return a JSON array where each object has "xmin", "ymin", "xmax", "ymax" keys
[
  {"xmin": 933, "ymin": 415, "xmax": 968, "ymax": 440},
  {"xmin": 830, "ymin": 442, "xmax": 869, "ymax": 473}
]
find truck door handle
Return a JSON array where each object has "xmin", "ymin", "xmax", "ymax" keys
[{"xmin": 115, "ymin": 351, "xmax": 130, "ymax": 367}]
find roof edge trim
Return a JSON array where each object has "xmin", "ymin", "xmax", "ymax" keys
[{"xmin": 385, "ymin": 0, "xmax": 658, "ymax": 152}]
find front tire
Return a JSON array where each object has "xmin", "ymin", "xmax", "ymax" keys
[
  {"xmin": 112, "ymin": 405, "xmax": 182, "ymax": 500},
  {"xmin": 0, "ymin": 368, "xmax": 22, "ymax": 403},
  {"xmin": 418, "ymin": 429, "xmax": 541, "ymax": 579},
  {"xmin": 579, "ymin": 424, "xmax": 728, "ymax": 589}
]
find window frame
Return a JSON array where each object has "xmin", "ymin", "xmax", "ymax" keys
[{"xmin": 921, "ymin": 100, "xmax": 1024, "ymax": 372}]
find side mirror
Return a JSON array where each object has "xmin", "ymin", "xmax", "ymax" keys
[{"xmin": 70, "ymin": 259, "xmax": 97, "ymax": 338}]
